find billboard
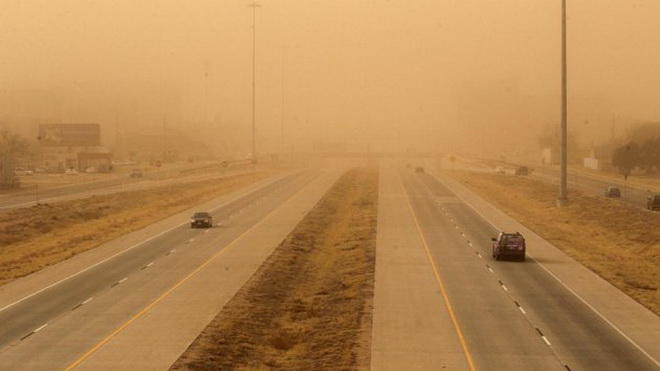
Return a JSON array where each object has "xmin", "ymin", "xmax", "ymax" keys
[{"xmin": 38, "ymin": 124, "xmax": 100, "ymax": 147}]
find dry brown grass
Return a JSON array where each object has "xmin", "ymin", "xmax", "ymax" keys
[
  {"xmin": 171, "ymin": 167, "xmax": 379, "ymax": 371},
  {"xmin": 449, "ymin": 170, "xmax": 660, "ymax": 315},
  {"xmin": 0, "ymin": 171, "xmax": 273, "ymax": 287}
]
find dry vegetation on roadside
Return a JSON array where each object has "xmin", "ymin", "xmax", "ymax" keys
[
  {"xmin": 171, "ymin": 167, "xmax": 378, "ymax": 371},
  {"xmin": 0, "ymin": 171, "xmax": 272, "ymax": 287},
  {"xmin": 449, "ymin": 170, "xmax": 660, "ymax": 315}
]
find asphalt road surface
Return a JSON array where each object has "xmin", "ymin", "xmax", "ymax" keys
[
  {"xmin": 400, "ymin": 169, "xmax": 658, "ymax": 371},
  {"xmin": 0, "ymin": 165, "xmax": 255, "ymax": 211},
  {"xmin": 0, "ymin": 170, "xmax": 317, "ymax": 359},
  {"xmin": 531, "ymin": 166, "xmax": 654, "ymax": 208}
]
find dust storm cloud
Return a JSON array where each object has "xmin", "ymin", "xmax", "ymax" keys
[{"xmin": 0, "ymin": 0, "xmax": 658, "ymax": 157}]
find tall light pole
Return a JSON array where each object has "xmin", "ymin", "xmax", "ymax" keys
[
  {"xmin": 280, "ymin": 46, "xmax": 285, "ymax": 156},
  {"xmin": 558, "ymin": 0, "xmax": 568, "ymax": 206},
  {"xmin": 248, "ymin": 1, "xmax": 260, "ymax": 163}
]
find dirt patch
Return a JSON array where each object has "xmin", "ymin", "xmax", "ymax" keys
[
  {"xmin": 171, "ymin": 167, "xmax": 378, "ymax": 371},
  {"xmin": 0, "ymin": 171, "xmax": 273, "ymax": 287},
  {"xmin": 448, "ymin": 170, "xmax": 660, "ymax": 315}
]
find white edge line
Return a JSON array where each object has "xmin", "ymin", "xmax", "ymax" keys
[
  {"xmin": 433, "ymin": 171, "xmax": 660, "ymax": 367},
  {"xmin": 0, "ymin": 171, "xmax": 298, "ymax": 314},
  {"xmin": 542, "ymin": 336, "xmax": 552, "ymax": 346},
  {"xmin": 33, "ymin": 323, "xmax": 48, "ymax": 333},
  {"xmin": 519, "ymin": 306, "xmax": 527, "ymax": 315},
  {"xmin": 82, "ymin": 297, "xmax": 94, "ymax": 305},
  {"xmin": 118, "ymin": 277, "xmax": 128, "ymax": 284}
]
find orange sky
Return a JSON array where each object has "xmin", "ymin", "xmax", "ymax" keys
[{"xmin": 1, "ymin": 0, "xmax": 659, "ymax": 154}]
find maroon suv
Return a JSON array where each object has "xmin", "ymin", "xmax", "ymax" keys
[{"xmin": 492, "ymin": 232, "xmax": 526, "ymax": 261}]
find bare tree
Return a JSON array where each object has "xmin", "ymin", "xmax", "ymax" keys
[{"xmin": 0, "ymin": 130, "xmax": 29, "ymax": 189}]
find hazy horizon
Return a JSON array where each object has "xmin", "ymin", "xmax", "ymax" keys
[{"xmin": 1, "ymin": 0, "xmax": 659, "ymax": 156}]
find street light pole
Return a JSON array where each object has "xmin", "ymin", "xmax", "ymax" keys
[
  {"xmin": 558, "ymin": 0, "xmax": 568, "ymax": 206},
  {"xmin": 249, "ymin": 1, "xmax": 260, "ymax": 164},
  {"xmin": 281, "ymin": 46, "xmax": 285, "ymax": 157}
]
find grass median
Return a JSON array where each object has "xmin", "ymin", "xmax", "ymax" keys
[
  {"xmin": 0, "ymin": 171, "xmax": 273, "ymax": 287},
  {"xmin": 171, "ymin": 167, "xmax": 378, "ymax": 370},
  {"xmin": 448, "ymin": 170, "xmax": 659, "ymax": 315}
]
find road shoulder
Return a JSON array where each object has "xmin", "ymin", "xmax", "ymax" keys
[{"xmin": 370, "ymin": 165, "xmax": 469, "ymax": 371}]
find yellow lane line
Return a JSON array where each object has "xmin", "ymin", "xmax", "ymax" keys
[
  {"xmin": 64, "ymin": 173, "xmax": 319, "ymax": 370},
  {"xmin": 402, "ymin": 173, "xmax": 478, "ymax": 371}
]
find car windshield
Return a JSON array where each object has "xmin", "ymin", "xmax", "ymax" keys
[
  {"xmin": 193, "ymin": 212, "xmax": 210, "ymax": 218},
  {"xmin": 502, "ymin": 235, "xmax": 524, "ymax": 246}
]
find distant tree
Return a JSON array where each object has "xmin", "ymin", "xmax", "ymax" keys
[
  {"xmin": 611, "ymin": 142, "xmax": 641, "ymax": 179},
  {"xmin": 639, "ymin": 137, "xmax": 660, "ymax": 174},
  {"xmin": 0, "ymin": 130, "xmax": 29, "ymax": 188},
  {"xmin": 626, "ymin": 122, "xmax": 660, "ymax": 144}
]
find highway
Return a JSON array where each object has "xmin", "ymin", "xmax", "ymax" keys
[
  {"xmin": 458, "ymin": 155, "xmax": 656, "ymax": 209},
  {"xmin": 398, "ymin": 168, "xmax": 658, "ymax": 370},
  {"xmin": 0, "ymin": 163, "xmax": 657, "ymax": 370},
  {"xmin": 0, "ymin": 169, "xmax": 331, "ymax": 369},
  {"xmin": 531, "ymin": 166, "xmax": 655, "ymax": 208},
  {"xmin": 0, "ymin": 164, "xmax": 256, "ymax": 211}
]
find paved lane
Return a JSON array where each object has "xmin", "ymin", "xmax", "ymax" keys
[
  {"xmin": 0, "ymin": 170, "xmax": 313, "ymax": 351},
  {"xmin": 531, "ymin": 167, "xmax": 654, "ymax": 208},
  {"xmin": 0, "ymin": 165, "xmax": 256, "ymax": 211},
  {"xmin": 407, "ymin": 170, "xmax": 658, "ymax": 371},
  {"xmin": 401, "ymin": 170, "xmax": 565, "ymax": 371},
  {"xmin": 371, "ymin": 165, "xmax": 472, "ymax": 370}
]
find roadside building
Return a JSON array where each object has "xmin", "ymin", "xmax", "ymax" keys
[{"xmin": 37, "ymin": 123, "xmax": 112, "ymax": 172}]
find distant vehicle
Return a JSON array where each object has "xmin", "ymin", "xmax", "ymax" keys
[
  {"xmin": 495, "ymin": 166, "xmax": 506, "ymax": 175},
  {"xmin": 34, "ymin": 167, "xmax": 46, "ymax": 174},
  {"xmin": 604, "ymin": 186, "xmax": 621, "ymax": 198},
  {"xmin": 130, "ymin": 169, "xmax": 144, "ymax": 178},
  {"xmin": 191, "ymin": 212, "xmax": 213, "ymax": 228},
  {"xmin": 14, "ymin": 168, "xmax": 34, "ymax": 176},
  {"xmin": 515, "ymin": 166, "xmax": 530, "ymax": 176},
  {"xmin": 64, "ymin": 168, "xmax": 79, "ymax": 175},
  {"xmin": 647, "ymin": 195, "xmax": 660, "ymax": 211},
  {"xmin": 492, "ymin": 232, "xmax": 526, "ymax": 261},
  {"xmin": 415, "ymin": 166, "xmax": 424, "ymax": 173},
  {"xmin": 85, "ymin": 167, "xmax": 98, "ymax": 173},
  {"xmin": 221, "ymin": 160, "xmax": 229, "ymax": 168}
]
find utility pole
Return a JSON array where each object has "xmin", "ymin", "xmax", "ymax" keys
[
  {"xmin": 162, "ymin": 115, "xmax": 167, "ymax": 162},
  {"xmin": 558, "ymin": 0, "xmax": 568, "ymax": 206},
  {"xmin": 249, "ymin": 1, "xmax": 260, "ymax": 164},
  {"xmin": 280, "ymin": 46, "xmax": 286, "ymax": 157},
  {"xmin": 204, "ymin": 63, "xmax": 209, "ymax": 126}
]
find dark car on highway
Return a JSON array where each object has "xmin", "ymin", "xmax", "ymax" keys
[
  {"xmin": 604, "ymin": 186, "xmax": 621, "ymax": 198},
  {"xmin": 415, "ymin": 166, "xmax": 424, "ymax": 173},
  {"xmin": 190, "ymin": 212, "xmax": 213, "ymax": 228},
  {"xmin": 492, "ymin": 232, "xmax": 526, "ymax": 261},
  {"xmin": 647, "ymin": 195, "xmax": 660, "ymax": 211}
]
